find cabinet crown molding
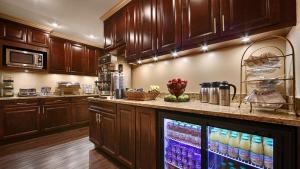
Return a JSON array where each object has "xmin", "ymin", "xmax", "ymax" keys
[{"xmin": 100, "ymin": 0, "xmax": 131, "ymax": 21}]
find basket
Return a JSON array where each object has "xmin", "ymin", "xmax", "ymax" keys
[{"xmin": 125, "ymin": 91, "xmax": 160, "ymax": 101}]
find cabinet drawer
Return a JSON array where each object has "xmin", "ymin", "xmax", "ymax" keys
[
  {"xmin": 72, "ymin": 97, "xmax": 89, "ymax": 103},
  {"xmin": 42, "ymin": 98, "xmax": 70, "ymax": 105},
  {"xmin": 2, "ymin": 99, "xmax": 39, "ymax": 108},
  {"xmin": 89, "ymin": 102, "xmax": 116, "ymax": 114}
]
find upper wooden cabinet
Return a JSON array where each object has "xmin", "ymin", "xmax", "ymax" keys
[
  {"xmin": 157, "ymin": 0, "xmax": 182, "ymax": 55},
  {"xmin": 2, "ymin": 21, "xmax": 27, "ymax": 43},
  {"xmin": 0, "ymin": 22, "xmax": 5, "ymax": 38},
  {"xmin": 69, "ymin": 42, "xmax": 85, "ymax": 74},
  {"xmin": 104, "ymin": 17, "xmax": 114, "ymax": 50},
  {"xmin": 182, "ymin": 0, "xmax": 219, "ymax": 48},
  {"xmin": 137, "ymin": 0, "xmax": 157, "ymax": 58},
  {"xmin": 27, "ymin": 28, "xmax": 50, "ymax": 47},
  {"xmin": 125, "ymin": 0, "xmax": 139, "ymax": 60},
  {"xmin": 49, "ymin": 37, "xmax": 68, "ymax": 74},
  {"xmin": 49, "ymin": 36, "xmax": 101, "ymax": 76},
  {"xmin": 220, "ymin": 0, "xmax": 281, "ymax": 36}
]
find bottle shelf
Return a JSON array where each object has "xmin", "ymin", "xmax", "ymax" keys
[
  {"xmin": 208, "ymin": 149, "xmax": 268, "ymax": 169},
  {"xmin": 165, "ymin": 137, "xmax": 201, "ymax": 149}
]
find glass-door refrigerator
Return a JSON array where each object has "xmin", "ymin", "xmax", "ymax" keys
[
  {"xmin": 159, "ymin": 111, "xmax": 297, "ymax": 169},
  {"xmin": 160, "ymin": 113, "xmax": 203, "ymax": 169}
]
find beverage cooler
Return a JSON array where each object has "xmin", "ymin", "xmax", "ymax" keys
[{"xmin": 158, "ymin": 112, "xmax": 297, "ymax": 169}]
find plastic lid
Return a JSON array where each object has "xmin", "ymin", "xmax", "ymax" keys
[
  {"xmin": 228, "ymin": 162, "xmax": 234, "ymax": 166},
  {"xmin": 220, "ymin": 129, "xmax": 229, "ymax": 135},
  {"xmin": 241, "ymin": 133, "xmax": 250, "ymax": 140},
  {"xmin": 211, "ymin": 128, "xmax": 219, "ymax": 133},
  {"xmin": 230, "ymin": 131, "xmax": 239, "ymax": 138},
  {"xmin": 266, "ymin": 139, "xmax": 274, "ymax": 146},
  {"xmin": 252, "ymin": 136, "xmax": 262, "ymax": 143}
]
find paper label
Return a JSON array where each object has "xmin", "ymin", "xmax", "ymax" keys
[
  {"xmin": 250, "ymin": 152, "xmax": 263, "ymax": 166},
  {"xmin": 239, "ymin": 149, "xmax": 250, "ymax": 161}
]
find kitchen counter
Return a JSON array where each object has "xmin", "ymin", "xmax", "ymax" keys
[
  {"xmin": 88, "ymin": 97, "xmax": 300, "ymax": 127},
  {"xmin": 0, "ymin": 94, "xmax": 98, "ymax": 101}
]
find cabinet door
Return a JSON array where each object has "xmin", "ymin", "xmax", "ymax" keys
[
  {"xmin": 157, "ymin": 0, "xmax": 181, "ymax": 55},
  {"xmin": 104, "ymin": 17, "xmax": 114, "ymax": 50},
  {"xmin": 72, "ymin": 100, "xmax": 89, "ymax": 125},
  {"xmin": 126, "ymin": 0, "xmax": 139, "ymax": 61},
  {"xmin": 116, "ymin": 104, "xmax": 136, "ymax": 169},
  {"xmin": 220, "ymin": 0, "xmax": 280, "ymax": 36},
  {"xmin": 69, "ymin": 43, "xmax": 85, "ymax": 74},
  {"xmin": 182, "ymin": 0, "xmax": 219, "ymax": 48},
  {"xmin": 0, "ymin": 21, "xmax": 4, "ymax": 38},
  {"xmin": 136, "ymin": 107, "xmax": 156, "ymax": 169},
  {"xmin": 27, "ymin": 28, "xmax": 50, "ymax": 47},
  {"xmin": 100, "ymin": 112, "xmax": 117, "ymax": 156},
  {"xmin": 2, "ymin": 106, "xmax": 40, "ymax": 139},
  {"xmin": 49, "ymin": 37, "xmax": 68, "ymax": 73},
  {"xmin": 3, "ymin": 21, "xmax": 27, "ymax": 43},
  {"xmin": 42, "ymin": 103, "xmax": 72, "ymax": 132},
  {"xmin": 138, "ymin": 0, "xmax": 157, "ymax": 58},
  {"xmin": 89, "ymin": 108, "xmax": 101, "ymax": 146},
  {"xmin": 115, "ymin": 9, "xmax": 127, "ymax": 47},
  {"xmin": 84, "ymin": 46, "xmax": 100, "ymax": 76}
]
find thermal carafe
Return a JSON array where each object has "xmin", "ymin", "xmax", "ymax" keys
[
  {"xmin": 219, "ymin": 81, "xmax": 237, "ymax": 106},
  {"xmin": 209, "ymin": 82, "xmax": 220, "ymax": 105},
  {"xmin": 200, "ymin": 83, "xmax": 210, "ymax": 103}
]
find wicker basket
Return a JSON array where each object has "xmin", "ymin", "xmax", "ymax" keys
[{"xmin": 125, "ymin": 91, "xmax": 160, "ymax": 101}]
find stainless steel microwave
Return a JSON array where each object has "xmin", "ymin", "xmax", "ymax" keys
[{"xmin": 6, "ymin": 48, "xmax": 44, "ymax": 69}]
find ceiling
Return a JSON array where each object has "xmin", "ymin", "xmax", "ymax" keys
[{"xmin": 0, "ymin": 0, "xmax": 119, "ymax": 46}]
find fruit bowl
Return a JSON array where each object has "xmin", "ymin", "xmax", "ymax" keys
[{"xmin": 167, "ymin": 78, "xmax": 187, "ymax": 98}]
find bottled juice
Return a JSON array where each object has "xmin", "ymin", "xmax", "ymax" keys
[
  {"xmin": 250, "ymin": 136, "xmax": 264, "ymax": 167},
  {"xmin": 264, "ymin": 138, "xmax": 274, "ymax": 169},
  {"xmin": 209, "ymin": 127, "xmax": 220, "ymax": 152},
  {"xmin": 239, "ymin": 133, "xmax": 251, "ymax": 162},
  {"xmin": 228, "ymin": 131, "xmax": 240, "ymax": 158},
  {"xmin": 219, "ymin": 129, "xmax": 230, "ymax": 154}
]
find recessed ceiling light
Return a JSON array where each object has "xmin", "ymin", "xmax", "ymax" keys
[
  {"xmin": 153, "ymin": 56, "xmax": 158, "ymax": 62},
  {"xmin": 137, "ymin": 59, "xmax": 142, "ymax": 64},
  {"xmin": 51, "ymin": 22, "xmax": 59, "ymax": 28},
  {"xmin": 87, "ymin": 34, "xmax": 97, "ymax": 40},
  {"xmin": 241, "ymin": 36, "xmax": 251, "ymax": 43},
  {"xmin": 201, "ymin": 45, "xmax": 208, "ymax": 52},
  {"xmin": 171, "ymin": 51, "xmax": 178, "ymax": 58}
]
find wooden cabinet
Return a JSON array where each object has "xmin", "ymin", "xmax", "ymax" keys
[
  {"xmin": 42, "ymin": 103, "xmax": 72, "ymax": 132},
  {"xmin": 182, "ymin": 0, "xmax": 219, "ymax": 48},
  {"xmin": 220, "ymin": 0, "xmax": 280, "ymax": 36},
  {"xmin": 2, "ymin": 105, "xmax": 40, "ymax": 139},
  {"xmin": 126, "ymin": 0, "xmax": 139, "ymax": 60},
  {"xmin": 104, "ymin": 17, "xmax": 114, "ymax": 50},
  {"xmin": 0, "ymin": 21, "xmax": 5, "ymax": 38},
  {"xmin": 72, "ymin": 97, "xmax": 89, "ymax": 125},
  {"xmin": 84, "ymin": 46, "xmax": 100, "ymax": 76},
  {"xmin": 115, "ymin": 9, "xmax": 127, "ymax": 47},
  {"xmin": 137, "ymin": 0, "xmax": 157, "ymax": 58},
  {"xmin": 69, "ymin": 42, "xmax": 85, "ymax": 74},
  {"xmin": 116, "ymin": 104, "xmax": 136, "ymax": 169},
  {"xmin": 27, "ymin": 28, "xmax": 50, "ymax": 47},
  {"xmin": 157, "ymin": 0, "xmax": 182, "ymax": 55},
  {"xmin": 136, "ymin": 107, "xmax": 157, "ymax": 169},
  {"xmin": 89, "ymin": 107, "xmax": 101, "ymax": 146},
  {"xmin": 49, "ymin": 37, "xmax": 68, "ymax": 73},
  {"xmin": 2, "ymin": 21, "xmax": 27, "ymax": 43},
  {"xmin": 100, "ymin": 112, "xmax": 117, "ymax": 156}
]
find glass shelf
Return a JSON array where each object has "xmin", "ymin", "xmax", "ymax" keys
[
  {"xmin": 165, "ymin": 160, "xmax": 182, "ymax": 169},
  {"xmin": 165, "ymin": 137, "xmax": 201, "ymax": 149},
  {"xmin": 208, "ymin": 149, "xmax": 267, "ymax": 169}
]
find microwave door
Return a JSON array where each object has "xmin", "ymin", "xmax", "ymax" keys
[{"xmin": 6, "ymin": 49, "xmax": 43, "ymax": 69}]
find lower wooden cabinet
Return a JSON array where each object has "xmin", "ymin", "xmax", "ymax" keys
[
  {"xmin": 42, "ymin": 103, "xmax": 72, "ymax": 132},
  {"xmin": 2, "ymin": 106, "xmax": 40, "ymax": 139},
  {"xmin": 89, "ymin": 102, "xmax": 157, "ymax": 169},
  {"xmin": 72, "ymin": 98, "xmax": 89, "ymax": 125},
  {"xmin": 136, "ymin": 107, "xmax": 157, "ymax": 169},
  {"xmin": 116, "ymin": 104, "xmax": 136, "ymax": 169}
]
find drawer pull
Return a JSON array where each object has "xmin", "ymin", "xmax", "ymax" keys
[{"xmin": 16, "ymin": 102, "xmax": 28, "ymax": 105}]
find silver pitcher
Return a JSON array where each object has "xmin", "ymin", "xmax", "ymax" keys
[
  {"xmin": 209, "ymin": 82, "xmax": 220, "ymax": 105},
  {"xmin": 200, "ymin": 83, "xmax": 210, "ymax": 103}
]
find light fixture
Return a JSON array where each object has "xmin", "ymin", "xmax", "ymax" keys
[
  {"xmin": 87, "ymin": 34, "xmax": 97, "ymax": 40},
  {"xmin": 201, "ymin": 45, "xmax": 208, "ymax": 52},
  {"xmin": 51, "ymin": 22, "xmax": 59, "ymax": 28},
  {"xmin": 171, "ymin": 51, "xmax": 178, "ymax": 58},
  {"xmin": 153, "ymin": 56, "xmax": 158, "ymax": 62},
  {"xmin": 137, "ymin": 59, "xmax": 142, "ymax": 64},
  {"xmin": 241, "ymin": 36, "xmax": 251, "ymax": 43}
]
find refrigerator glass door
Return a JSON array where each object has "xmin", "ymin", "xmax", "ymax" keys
[
  {"xmin": 164, "ymin": 118, "xmax": 202, "ymax": 169},
  {"xmin": 207, "ymin": 126, "xmax": 274, "ymax": 169}
]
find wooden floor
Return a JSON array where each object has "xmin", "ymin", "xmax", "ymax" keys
[{"xmin": 0, "ymin": 127, "xmax": 122, "ymax": 169}]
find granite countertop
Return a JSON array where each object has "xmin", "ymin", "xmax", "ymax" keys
[
  {"xmin": 88, "ymin": 97, "xmax": 300, "ymax": 127},
  {"xmin": 0, "ymin": 94, "xmax": 98, "ymax": 101}
]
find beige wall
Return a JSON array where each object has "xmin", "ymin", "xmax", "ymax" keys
[
  {"xmin": 132, "ymin": 40, "xmax": 286, "ymax": 94},
  {"xmin": 286, "ymin": 0, "xmax": 300, "ymax": 98}
]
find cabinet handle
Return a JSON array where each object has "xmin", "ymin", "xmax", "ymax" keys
[
  {"xmin": 99, "ymin": 115, "xmax": 101, "ymax": 123},
  {"xmin": 222, "ymin": 15, "xmax": 225, "ymax": 32},
  {"xmin": 213, "ymin": 17, "xmax": 217, "ymax": 34},
  {"xmin": 16, "ymin": 102, "xmax": 28, "ymax": 105}
]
